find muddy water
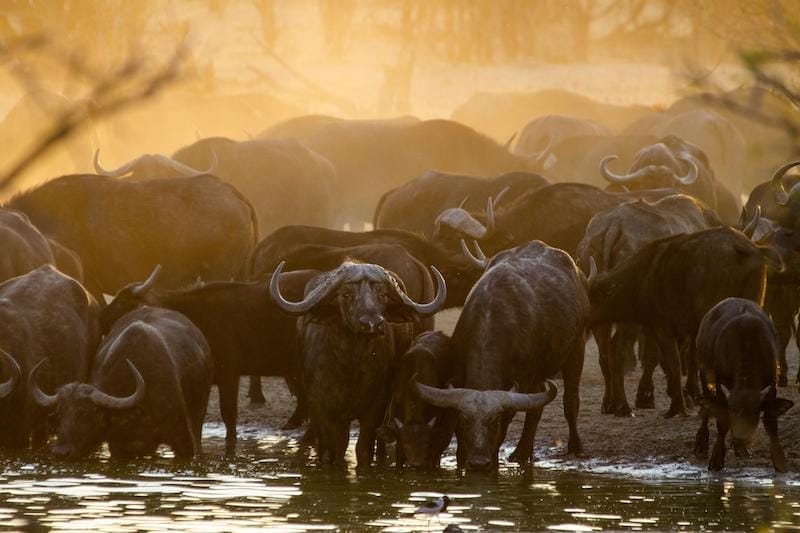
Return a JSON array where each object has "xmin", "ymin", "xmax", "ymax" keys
[{"xmin": 1, "ymin": 426, "xmax": 799, "ymax": 532}]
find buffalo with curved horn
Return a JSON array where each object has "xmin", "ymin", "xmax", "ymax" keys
[
  {"xmin": 33, "ymin": 306, "xmax": 213, "ymax": 460},
  {"xmin": 599, "ymin": 135, "xmax": 739, "ymax": 224},
  {"xmin": 93, "ymin": 149, "xmax": 218, "ymax": 180},
  {"xmin": 0, "ymin": 266, "xmax": 96, "ymax": 450},
  {"xmin": 413, "ymin": 240, "xmax": 589, "ymax": 470},
  {"xmin": 270, "ymin": 260, "xmax": 446, "ymax": 466},
  {"xmin": 743, "ymin": 161, "xmax": 800, "ymax": 224}
]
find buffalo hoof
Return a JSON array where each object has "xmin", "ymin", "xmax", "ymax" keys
[
  {"xmin": 733, "ymin": 443, "xmax": 752, "ymax": 458},
  {"xmin": 708, "ymin": 448, "xmax": 725, "ymax": 472},
  {"xmin": 508, "ymin": 446, "xmax": 533, "ymax": 465},
  {"xmin": 281, "ymin": 415, "xmax": 304, "ymax": 431},
  {"xmin": 663, "ymin": 405, "xmax": 688, "ymax": 419},
  {"xmin": 635, "ymin": 391, "xmax": 655, "ymax": 409},
  {"xmin": 613, "ymin": 404, "xmax": 634, "ymax": 418},
  {"xmin": 694, "ymin": 439, "xmax": 708, "ymax": 458}
]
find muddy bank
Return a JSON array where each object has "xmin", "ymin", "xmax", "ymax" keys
[{"xmin": 205, "ymin": 308, "xmax": 800, "ymax": 475}]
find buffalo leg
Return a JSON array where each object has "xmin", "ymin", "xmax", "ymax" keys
[
  {"xmin": 608, "ymin": 325, "xmax": 634, "ymax": 417},
  {"xmin": 563, "ymin": 343, "xmax": 585, "ymax": 455},
  {"xmin": 218, "ymin": 378, "xmax": 239, "ymax": 444},
  {"xmin": 509, "ymin": 407, "xmax": 542, "ymax": 465},
  {"xmin": 682, "ymin": 338, "xmax": 699, "ymax": 407},
  {"xmin": 708, "ymin": 415, "xmax": 729, "ymax": 471},
  {"xmin": 594, "ymin": 324, "xmax": 613, "ymax": 414},
  {"xmin": 693, "ymin": 414, "xmax": 709, "ymax": 458},
  {"xmin": 356, "ymin": 398, "xmax": 388, "ymax": 467},
  {"xmin": 656, "ymin": 331, "xmax": 688, "ymax": 418},
  {"xmin": 764, "ymin": 407, "xmax": 789, "ymax": 472},
  {"xmin": 773, "ymin": 312, "xmax": 793, "ymax": 387},
  {"xmin": 636, "ymin": 330, "xmax": 658, "ymax": 409},
  {"xmin": 247, "ymin": 376, "xmax": 266, "ymax": 405},
  {"xmin": 283, "ymin": 376, "xmax": 307, "ymax": 430}
]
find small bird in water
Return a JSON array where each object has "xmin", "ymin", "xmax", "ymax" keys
[{"xmin": 415, "ymin": 495, "xmax": 450, "ymax": 526}]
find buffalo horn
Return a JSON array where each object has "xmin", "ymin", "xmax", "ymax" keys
[
  {"xmin": 587, "ymin": 256, "xmax": 598, "ymax": 284},
  {"xmin": 483, "ymin": 196, "xmax": 496, "ymax": 238},
  {"xmin": 28, "ymin": 358, "xmax": 57, "ymax": 407},
  {"xmin": 500, "ymin": 379, "xmax": 558, "ymax": 411},
  {"xmin": 93, "ymin": 149, "xmax": 139, "ymax": 177},
  {"xmin": 492, "ymin": 186, "xmax": 511, "ymax": 208},
  {"xmin": 504, "ymin": 131, "xmax": 517, "ymax": 150},
  {"xmin": 412, "ymin": 380, "xmax": 463, "ymax": 409},
  {"xmin": 0, "ymin": 349, "xmax": 20, "ymax": 400},
  {"xmin": 132, "ymin": 264, "xmax": 162, "ymax": 296},
  {"xmin": 394, "ymin": 417, "xmax": 404, "ymax": 430},
  {"xmin": 460, "ymin": 239, "xmax": 488, "ymax": 270},
  {"xmin": 457, "ymin": 195, "xmax": 471, "ymax": 209},
  {"xmin": 771, "ymin": 161, "xmax": 800, "ymax": 202},
  {"xmin": 270, "ymin": 261, "xmax": 339, "ymax": 315},
  {"xmin": 719, "ymin": 383, "xmax": 730, "ymax": 402},
  {"xmin": 90, "ymin": 359, "xmax": 145, "ymax": 410},
  {"xmin": 161, "ymin": 151, "xmax": 218, "ymax": 177},
  {"xmin": 389, "ymin": 266, "xmax": 447, "ymax": 317},
  {"xmin": 743, "ymin": 206, "xmax": 761, "ymax": 239},
  {"xmin": 674, "ymin": 157, "xmax": 699, "ymax": 185},
  {"xmin": 760, "ymin": 385, "xmax": 772, "ymax": 403},
  {"xmin": 777, "ymin": 182, "xmax": 800, "ymax": 207}
]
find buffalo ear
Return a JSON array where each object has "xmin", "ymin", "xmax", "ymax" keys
[
  {"xmin": 697, "ymin": 396, "xmax": 726, "ymax": 418},
  {"xmin": 774, "ymin": 398, "xmax": 794, "ymax": 416}
]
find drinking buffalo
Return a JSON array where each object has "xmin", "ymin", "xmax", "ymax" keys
[
  {"xmin": 31, "ymin": 306, "xmax": 213, "ymax": 460},
  {"xmin": 99, "ymin": 266, "xmax": 318, "ymax": 440},
  {"xmin": 0, "ymin": 265, "xmax": 97, "ymax": 449},
  {"xmin": 270, "ymin": 261, "xmax": 446, "ymax": 466},
  {"xmin": 7, "ymin": 174, "xmax": 257, "ymax": 299},
  {"xmin": 414, "ymin": 241, "xmax": 588, "ymax": 469},
  {"xmin": 374, "ymin": 170, "xmax": 549, "ymax": 238},
  {"xmin": 382, "ymin": 331, "xmax": 454, "ymax": 469},
  {"xmin": 694, "ymin": 298, "xmax": 793, "ymax": 472},
  {"xmin": 588, "ymin": 227, "xmax": 781, "ymax": 418}
]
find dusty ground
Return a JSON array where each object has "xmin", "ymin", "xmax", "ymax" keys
[{"xmin": 206, "ymin": 308, "xmax": 800, "ymax": 473}]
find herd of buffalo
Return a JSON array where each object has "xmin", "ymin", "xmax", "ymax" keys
[{"xmin": 2, "ymin": 87, "xmax": 800, "ymax": 474}]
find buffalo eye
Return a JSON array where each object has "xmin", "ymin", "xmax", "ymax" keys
[{"xmin": 339, "ymin": 288, "xmax": 355, "ymax": 301}]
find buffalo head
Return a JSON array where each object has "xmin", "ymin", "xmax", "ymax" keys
[
  {"xmin": 433, "ymin": 190, "xmax": 515, "ymax": 255},
  {"xmin": 93, "ymin": 149, "xmax": 218, "ymax": 180},
  {"xmin": 600, "ymin": 141, "xmax": 699, "ymax": 191},
  {"xmin": 413, "ymin": 379, "xmax": 557, "ymax": 470},
  {"xmin": 270, "ymin": 261, "xmax": 446, "ymax": 334},
  {"xmin": 700, "ymin": 384, "xmax": 793, "ymax": 449},
  {"xmin": 98, "ymin": 265, "xmax": 162, "ymax": 333},
  {"xmin": 30, "ymin": 358, "xmax": 146, "ymax": 460}
]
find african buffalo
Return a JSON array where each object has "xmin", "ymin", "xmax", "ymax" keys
[
  {"xmin": 373, "ymin": 170, "xmax": 549, "ymax": 237},
  {"xmin": 576, "ymin": 195, "xmax": 722, "ymax": 416},
  {"xmin": 270, "ymin": 261, "xmax": 446, "ymax": 466},
  {"xmin": 303, "ymin": 118, "xmax": 539, "ymax": 224},
  {"xmin": 450, "ymin": 89, "xmax": 650, "ymax": 142},
  {"xmin": 249, "ymin": 225, "xmax": 481, "ymax": 309},
  {"xmin": 98, "ymin": 266, "xmax": 318, "ymax": 441},
  {"xmin": 694, "ymin": 298, "xmax": 793, "ymax": 472},
  {"xmin": 172, "ymin": 137, "xmax": 338, "ymax": 233},
  {"xmin": 381, "ymin": 331, "xmax": 454, "ymax": 469},
  {"xmin": 0, "ymin": 265, "xmax": 97, "ymax": 449},
  {"xmin": 7, "ymin": 174, "xmax": 257, "ymax": 298},
  {"xmin": 433, "ymin": 182, "xmax": 679, "ymax": 258},
  {"xmin": 588, "ymin": 227, "xmax": 781, "ymax": 418},
  {"xmin": 414, "ymin": 241, "xmax": 588, "ymax": 469},
  {"xmin": 513, "ymin": 115, "xmax": 610, "ymax": 161},
  {"xmin": 0, "ymin": 208, "xmax": 55, "ymax": 282},
  {"xmin": 624, "ymin": 109, "xmax": 747, "ymax": 194},
  {"xmin": 600, "ymin": 135, "xmax": 740, "ymax": 223},
  {"xmin": 247, "ymin": 242, "xmax": 437, "ymax": 405},
  {"xmin": 32, "ymin": 306, "xmax": 213, "ymax": 460},
  {"xmin": 535, "ymin": 134, "xmax": 657, "ymax": 185},
  {"xmin": 744, "ymin": 161, "xmax": 800, "ymax": 227},
  {"xmin": 92, "ymin": 149, "xmax": 217, "ymax": 180}
]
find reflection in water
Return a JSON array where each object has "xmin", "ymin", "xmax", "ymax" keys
[{"xmin": 0, "ymin": 425, "xmax": 798, "ymax": 531}]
